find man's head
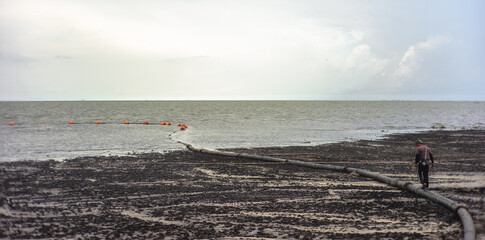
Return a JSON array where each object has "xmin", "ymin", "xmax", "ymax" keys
[{"xmin": 416, "ymin": 139, "xmax": 424, "ymax": 146}]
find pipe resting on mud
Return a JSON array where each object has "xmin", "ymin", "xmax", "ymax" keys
[{"xmin": 178, "ymin": 141, "xmax": 476, "ymax": 240}]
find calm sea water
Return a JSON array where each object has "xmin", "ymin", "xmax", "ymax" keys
[{"xmin": 1, "ymin": 101, "xmax": 484, "ymax": 161}]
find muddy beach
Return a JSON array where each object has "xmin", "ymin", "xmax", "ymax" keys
[{"xmin": 1, "ymin": 130, "xmax": 484, "ymax": 239}]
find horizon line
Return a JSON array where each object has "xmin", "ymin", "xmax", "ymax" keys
[{"xmin": 0, "ymin": 99, "xmax": 483, "ymax": 102}]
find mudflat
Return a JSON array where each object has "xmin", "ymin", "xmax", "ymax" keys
[{"xmin": 1, "ymin": 130, "xmax": 483, "ymax": 239}]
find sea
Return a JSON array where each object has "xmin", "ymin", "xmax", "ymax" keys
[{"xmin": 1, "ymin": 101, "xmax": 484, "ymax": 162}]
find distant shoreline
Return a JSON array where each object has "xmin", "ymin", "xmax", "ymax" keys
[{"xmin": 1, "ymin": 99, "xmax": 484, "ymax": 102}]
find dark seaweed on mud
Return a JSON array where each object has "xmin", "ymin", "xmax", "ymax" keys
[{"xmin": 1, "ymin": 130, "xmax": 483, "ymax": 239}]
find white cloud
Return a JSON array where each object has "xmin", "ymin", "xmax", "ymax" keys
[
  {"xmin": 345, "ymin": 44, "xmax": 388, "ymax": 75},
  {"xmin": 394, "ymin": 35, "xmax": 450, "ymax": 78},
  {"xmin": 350, "ymin": 30, "xmax": 365, "ymax": 41},
  {"xmin": 0, "ymin": 1, "xmax": 481, "ymax": 100},
  {"xmin": 325, "ymin": 44, "xmax": 388, "ymax": 92},
  {"xmin": 0, "ymin": 1, "xmax": 363, "ymax": 61}
]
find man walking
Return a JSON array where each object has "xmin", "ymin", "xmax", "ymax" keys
[{"xmin": 414, "ymin": 140, "xmax": 435, "ymax": 190}]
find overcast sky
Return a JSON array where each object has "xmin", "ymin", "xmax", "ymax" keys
[{"xmin": 1, "ymin": 0, "xmax": 484, "ymax": 101}]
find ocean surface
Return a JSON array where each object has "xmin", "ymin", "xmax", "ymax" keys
[{"xmin": 1, "ymin": 101, "xmax": 484, "ymax": 161}]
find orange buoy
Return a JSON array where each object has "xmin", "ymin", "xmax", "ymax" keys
[
  {"xmin": 68, "ymin": 121, "xmax": 74, "ymax": 124},
  {"xmin": 166, "ymin": 122, "xmax": 172, "ymax": 125},
  {"xmin": 180, "ymin": 127, "xmax": 186, "ymax": 130},
  {"xmin": 124, "ymin": 121, "xmax": 130, "ymax": 124},
  {"xmin": 183, "ymin": 125, "xmax": 188, "ymax": 129},
  {"xmin": 177, "ymin": 123, "xmax": 182, "ymax": 126},
  {"xmin": 143, "ymin": 122, "xmax": 149, "ymax": 125},
  {"xmin": 95, "ymin": 121, "xmax": 100, "ymax": 124},
  {"xmin": 9, "ymin": 122, "xmax": 15, "ymax": 126},
  {"xmin": 161, "ymin": 122, "xmax": 166, "ymax": 125},
  {"xmin": 40, "ymin": 122, "xmax": 45, "ymax": 124}
]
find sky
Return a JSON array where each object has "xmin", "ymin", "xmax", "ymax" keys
[{"xmin": 0, "ymin": 0, "xmax": 484, "ymax": 101}]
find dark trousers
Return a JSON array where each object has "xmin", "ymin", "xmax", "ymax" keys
[{"xmin": 417, "ymin": 164, "xmax": 430, "ymax": 187}]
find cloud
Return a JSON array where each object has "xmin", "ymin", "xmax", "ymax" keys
[
  {"xmin": 325, "ymin": 44, "xmax": 388, "ymax": 92},
  {"xmin": 394, "ymin": 35, "xmax": 450, "ymax": 78},
  {"xmin": 344, "ymin": 44, "xmax": 388, "ymax": 75},
  {"xmin": 0, "ymin": 52, "xmax": 34, "ymax": 63},
  {"xmin": 55, "ymin": 55, "xmax": 74, "ymax": 60},
  {"xmin": 1, "ymin": 1, "xmax": 481, "ymax": 100}
]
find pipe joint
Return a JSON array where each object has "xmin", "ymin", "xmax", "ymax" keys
[{"xmin": 402, "ymin": 182, "xmax": 412, "ymax": 189}]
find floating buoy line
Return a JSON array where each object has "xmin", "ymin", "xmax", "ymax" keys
[{"xmin": 7, "ymin": 121, "xmax": 190, "ymax": 131}]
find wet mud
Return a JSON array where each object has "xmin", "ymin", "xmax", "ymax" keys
[{"xmin": 1, "ymin": 130, "xmax": 484, "ymax": 239}]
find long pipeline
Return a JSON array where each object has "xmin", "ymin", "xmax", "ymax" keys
[{"xmin": 178, "ymin": 141, "xmax": 476, "ymax": 240}]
